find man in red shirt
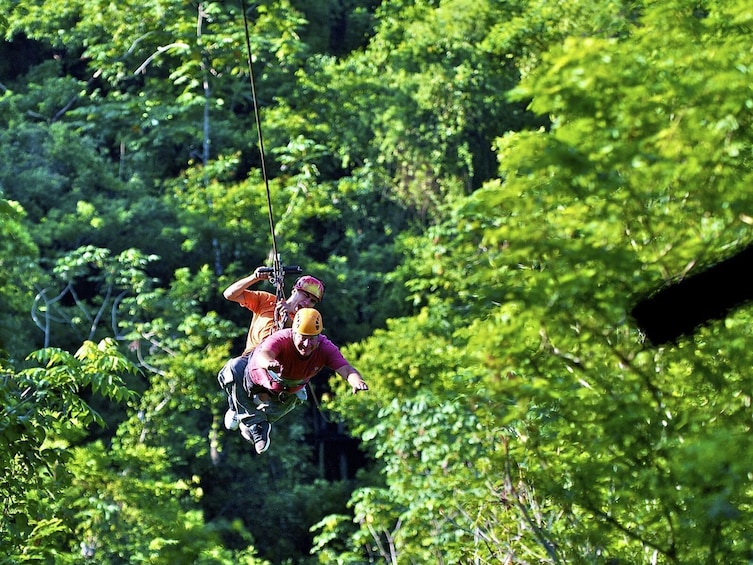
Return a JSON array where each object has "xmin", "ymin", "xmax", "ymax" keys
[
  {"xmin": 239, "ymin": 308, "xmax": 368, "ymax": 454},
  {"xmin": 218, "ymin": 269, "xmax": 325, "ymax": 431}
]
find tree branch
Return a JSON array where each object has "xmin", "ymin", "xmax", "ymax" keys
[{"xmin": 133, "ymin": 42, "xmax": 190, "ymax": 75}]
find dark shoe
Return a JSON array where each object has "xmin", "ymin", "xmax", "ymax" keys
[{"xmin": 240, "ymin": 421, "xmax": 271, "ymax": 454}]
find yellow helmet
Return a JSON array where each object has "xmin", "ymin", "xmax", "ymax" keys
[{"xmin": 293, "ymin": 308, "xmax": 323, "ymax": 335}]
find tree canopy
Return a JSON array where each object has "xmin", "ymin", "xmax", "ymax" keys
[{"xmin": 2, "ymin": 0, "xmax": 752, "ymax": 563}]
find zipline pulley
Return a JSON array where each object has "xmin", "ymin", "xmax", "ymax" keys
[
  {"xmin": 257, "ymin": 264, "xmax": 303, "ymax": 296},
  {"xmin": 258, "ymin": 262, "xmax": 303, "ymax": 329}
]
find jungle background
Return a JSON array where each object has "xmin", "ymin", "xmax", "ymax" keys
[{"xmin": 2, "ymin": 0, "xmax": 753, "ymax": 563}]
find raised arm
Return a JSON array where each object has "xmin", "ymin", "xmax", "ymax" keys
[{"xmin": 223, "ymin": 267, "xmax": 271, "ymax": 303}]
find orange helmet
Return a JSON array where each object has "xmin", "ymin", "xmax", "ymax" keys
[
  {"xmin": 293, "ymin": 275, "xmax": 324, "ymax": 302},
  {"xmin": 293, "ymin": 308, "xmax": 323, "ymax": 335}
]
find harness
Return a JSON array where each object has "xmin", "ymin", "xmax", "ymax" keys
[
  {"xmin": 244, "ymin": 366, "xmax": 307, "ymax": 403},
  {"xmin": 267, "ymin": 369, "xmax": 307, "ymax": 393}
]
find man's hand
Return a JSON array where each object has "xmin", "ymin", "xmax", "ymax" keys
[
  {"xmin": 253, "ymin": 266, "xmax": 273, "ymax": 281},
  {"xmin": 347, "ymin": 374, "xmax": 369, "ymax": 394},
  {"xmin": 274, "ymin": 301, "xmax": 293, "ymax": 326},
  {"xmin": 266, "ymin": 359, "xmax": 283, "ymax": 374}
]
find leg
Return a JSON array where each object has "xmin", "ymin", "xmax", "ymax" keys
[
  {"xmin": 255, "ymin": 388, "xmax": 307, "ymax": 423},
  {"xmin": 217, "ymin": 355, "xmax": 250, "ymax": 429},
  {"xmin": 237, "ymin": 389, "xmax": 307, "ymax": 454}
]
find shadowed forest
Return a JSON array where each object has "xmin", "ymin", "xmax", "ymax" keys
[{"xmin": 2, "ymin": 1, "xmax": 753, "ymax": 563}]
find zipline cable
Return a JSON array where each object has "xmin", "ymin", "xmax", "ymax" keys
[
  {"xmin": 240, "ymin": 2, "xmax": 331, "ymax": 423},
  {"xmin": 240, "ymin": 0, "xmax": 287, "ymax": 329}
]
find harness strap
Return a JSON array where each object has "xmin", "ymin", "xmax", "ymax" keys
[{"xmin": 244, "ymin": 366, "xmax": 307, "ymax": 396}]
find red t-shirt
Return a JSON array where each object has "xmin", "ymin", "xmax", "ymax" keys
[{"xmin": 247, "ymin": 329, "xmax": 349, "ymax": 392}]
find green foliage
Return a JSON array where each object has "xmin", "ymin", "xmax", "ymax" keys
[
  {"xmin": 0, "ymin": 338, "xmax": 137, "ymax": 562},
  {"xmin": 0, "ymin": 121, "xmax": 119, "ymax": 239},
  {"xmin": 0, "ymin": 198, "xmax": 40, "ymax": 362},
  {"xmin": 4, "ymin": 0, "xmax": 753, "ymax": 562},
  {"xmin": 58, "ymin": 440, "xmax": 269, "ymax": 564},
  {"xmin": 270, "ymin": 0, "xmax": 538, "ymax": 225},
  {"xmin": 30, "ymin": 245, "xmax": 161, "ymax": 352},
  {"xmin": 0, "ymin": 121, "xmax": 181, "ymax": 273},
  {"xmin": 1, "ymin": 0, "xmax": 311, "ymax": 183},
  {"xmin": 319, "ymin": 0, "xmax": 753, "ymax": 563}
]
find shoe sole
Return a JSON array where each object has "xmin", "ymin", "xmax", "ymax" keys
[
  {"xmin": 255, "ymin": 423, "xmax": 271, "ymax": 453},
  {"xmin": 224, "ymin": 410, "xmax": 239, "ymax": 431},
  {"xmin": 238, "ymin": 421, "xmax": 271, "ymax": 454}
]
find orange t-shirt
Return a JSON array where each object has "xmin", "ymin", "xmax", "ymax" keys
[{"xmin": 239, "ymin": 290, "xmax": 278, "ymax": 352}]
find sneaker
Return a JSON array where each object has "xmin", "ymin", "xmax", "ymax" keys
[
  {"xmin": 224, "ymin": 408, "xmax": 239, "ymax": 431},
  {"xmin": 240, "ymin": 420, "xmax": 272, "ymax": 454}
]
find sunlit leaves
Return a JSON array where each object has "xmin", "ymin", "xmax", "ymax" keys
[
  {"xmin": 4, "ymin": 0, "xmax": 753, "ymax": 562},
  {"xmin": 511, "ymin": 3, "xmax": 753, "ymax": 286},
  {"xmin": 477, "ymin": 0, "xmax": 753, "ymax": 561},
  {"xmin": 321, "ymin": 0, "xmax": 753, "ymax": 562},
  {"xmin": 0, "ymin": 338, "xmax": 138, "ymax": 561},
  {"xmin": 0, "ymin": 198, "xmax": 40, "ymax": 360},
  {"xmin": 21, "ymin": 338, "xmax": 138, "ymax": 428},
  {"xmin": 57, "ymin": 440, "xmax": 270, "ymax": 564}
]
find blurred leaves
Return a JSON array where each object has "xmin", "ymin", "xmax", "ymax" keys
[{"xmin": 3, "ymin": 0, "xmax": 753, "ymax": 563}]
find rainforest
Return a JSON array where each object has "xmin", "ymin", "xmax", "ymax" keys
[{"xmin": 2, "ymin": 1, "xmax": 753, "ymax": 563}]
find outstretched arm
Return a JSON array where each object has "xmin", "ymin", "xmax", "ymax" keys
[
  {"xmin": 252, "ymin": 345, "xmax": 283, "ymax": 373},
  {"xmin": 335, "ymin": 364, "xmax": 369, "ymax": 394},
  {"xmin": 223, "ymin": 267, "xmax": 271, "ymax": 303}
]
